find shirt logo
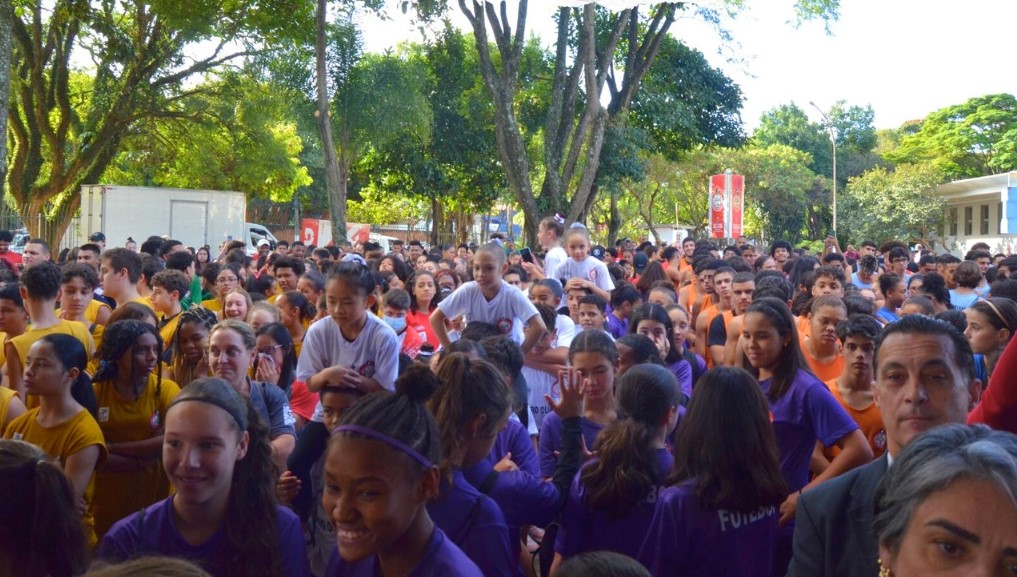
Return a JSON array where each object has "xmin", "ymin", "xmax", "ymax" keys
[
  {"xmin": 357, "ymin": 360, "xmax": 376, "ymax": 379},
  {"xmin": 874, "ymin": 428, "xmax": 887, "ymax": 451},
  {"xmin": 98, "ymin": 407, "xmax": 110, "ymax": 422},
  {"xmin": 150, "ymin": 412, "xmax": 160, "ymax": 430},
  {"xmin": 496, "ymin": 318, "xmax": 513, "ymax": 334}
]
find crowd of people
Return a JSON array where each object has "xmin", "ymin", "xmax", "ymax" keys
[{"xmin": 1, "ymin": 219, "xmax": 1017, "ymax": 577}]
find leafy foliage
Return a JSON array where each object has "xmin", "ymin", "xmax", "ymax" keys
[{"xmin": 842, "ymin": 162, "xmax": 947, "ymax": 243}]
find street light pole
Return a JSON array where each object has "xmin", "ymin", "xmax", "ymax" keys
[{"xmin": 809, "ymin": 101, "xmax": 837, "ymax": 232}]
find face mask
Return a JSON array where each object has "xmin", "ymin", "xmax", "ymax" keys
[
  {"xmin": 439, "ymin": 286, "xmax": 454, "ymax": 300},
  {"xmin": 383, "ymin": 315, "xmax": 407, "ymax": 333}
]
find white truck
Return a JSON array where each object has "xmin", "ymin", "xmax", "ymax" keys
[{"xmin": 66, "ymin": 185, "xmax": 278, "ymax": 253}]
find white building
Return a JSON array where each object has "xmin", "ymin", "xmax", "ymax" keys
[{"xmin": 934, "ymin": 172, "xmax": 1017, "ymax": 255}]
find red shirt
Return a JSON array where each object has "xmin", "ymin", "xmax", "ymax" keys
[{"xmin": 0, "ymin": 250, "xmax": 23, "ymax": 270}]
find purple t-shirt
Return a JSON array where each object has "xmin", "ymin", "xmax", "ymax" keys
[
  {"xmin": 606, "ymin": 313, "xmax": 629, "ymax": 340},
  {"xmin": 669, "ymin": 354, "xmax": 706, "ymax": 400},
  {"xmin": 97, "ymin": 496, "xmax": 309, "ymax": 577},
  {"xmin": 639, "ymin": 479, "xmax": 779, "ymax": 577},
  {"xmin": 556, "ymin": 448, "xmax": 674, "ymax": 559},
  {"xmin": 760, "ymin": 369, "xmax": 859, "ymax": 493},
  {"xmin": 427, "ymin": 469, "xmax": 521, "ymax": 577},
  {"xmin": 325, "ymin": 526, "xmax": 482, "ymax": 577},
  {"xmin": 539, "ymin": 412, "xmax": 605, "ymax": 477},
  {"xmin": 475, "ymin": 417, "xmax": 539, "ymax": 477}
]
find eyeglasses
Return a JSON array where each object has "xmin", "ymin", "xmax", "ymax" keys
[{"xmin": 257, "ymin": 345, "xmax": 286, "ymax": 356}]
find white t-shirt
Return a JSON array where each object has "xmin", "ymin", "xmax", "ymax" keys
[
  {"xmin": 555, "ymin": 314, "xmax": 577, "ymax": 349},
  {"xmin": 523, "ymin": 365, "xmax": 559, "ymax": 431},
  {"xmin": 556, "ymin": 256, "xmax": 615, "ymax": 292},
  {"xmin": 297, "ymin": 314, "xmax": 400, "ymax": 422},
  {"xmin": 437, "ymin": 280, "xmax": 540, "ymax": 345},
  {"xmin": 544, "ymin": 246, "xmax": 567, "ymax": 280}
]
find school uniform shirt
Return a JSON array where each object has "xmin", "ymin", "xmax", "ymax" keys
[
  {"xmin": 200, "ymin": 297, "xmax": 223, "ymax": 313},
  {"xmin": 5, "ymin": 408, "xmax": 108, "ymax": 547},
  {"xmin": 668, "ymin": 354, "xmax": 705, "ymax": 401},
  {"xmin": 397, "ymin": 323, "xmax": 424, "ymax": 359},
  {"xmin": 476, "ymin": 417, "xmax": 540, "ymax": 477},
  {"xmin": 850, "ymin": 272, "xmax": 873, "ymax": 290},
  {"xmin": 556, "ymin": 448, "xmax": 673, "ymax": 561},
  {"xmin": 799, "ymin": 340, "xmax": 845, "ymax": 383},
  {"xmin": 606, "ymin": 313, "xmax": 629, "ymax": 340},
  {"xmin": 544, "ymin": 246, "xmax": 567, "ymax": 280},
  {"xmin": 10, "ymin": 319, "xmax": 95, "ymax": 368},
  {"xmin": 639, "ymin": 478, "xmax": 779, "ymax": 577},
  {"xmin": 297, "ymin": 314, "xmax": 400, "ymax": 423},
  {"xmin": 158, "ymin": 311, "xmax": 183, "ymax": 350},
  {"xmin": 874, "ymin": 307, "xmax": 899, "ymax": 325},
  {"xmin": 555, "ymin": 314, "xmax": 577, "ymax": 349},
  {"xmin": 949, "ymin": 290, "xmax": 980, "ymax": 311},
  {"xmin": 288, "ymin": 379, "xmax": 319, "ymax": 422},
  {"xmin": 556, "ymin": 257, "xmax": 616, "ymax": 293},
  {"xmin": 324, "ymin": 526, "xmax": 482, "ymax": 577},
  {"xmin": 523, "ymin": 365, "xmax": 559, "ymax": 431},
  {"xmin": 823, "ymin": 380, "xmax": 887, "ymax": 461},
  {"xmin": 427, "ymin": 469, "xmax": 521, "ymax": 577},
  {"xmin": 247, "ymin": 379, "xmax": 297, "ymax": 440},
  {"xmin": 92, "ymin": 374, "xmax": 181, "ymax": 539},
  {"xmin": 98, "ymin": 496, "xmax": 310, "ymax": 577},
  {"xmin": 540, "ymin": 413, "xmax": 605, "ymax": 477},
  {"xmin": 708, "ymin": 311, "xmax": 736, "ymax": 351},
  {"xmin": 760, "ymin": 369, "xmax": 858, "ymax": 496},
  {"xmin": 437, "ymin": 281, "xmax": 540, "ymax": 345}
]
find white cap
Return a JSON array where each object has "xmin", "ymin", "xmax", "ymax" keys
[{"xmin": 257, "ymin": 239, "xmax": 270, "ymax": 247}]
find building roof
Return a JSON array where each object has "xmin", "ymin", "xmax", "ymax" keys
[{"xmin": 935, "ymin": 172, "xmax": 1017, "ymax": 200}]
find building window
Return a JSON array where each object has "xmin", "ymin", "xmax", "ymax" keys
[
  {"xmin": 950, "ymin": 207, "xmax": 958, "ymax": 236},
  {"xmin": 981, "ymin": 204, "xmax": 990, "ymax": 235},
  {"xmin": 965, "ymin": 206, "xmax": 973, "ymax": 236}
]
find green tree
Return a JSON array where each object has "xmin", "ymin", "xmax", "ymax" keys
[
  {"xmin": 6, "ymin": 0, "xmax": 310, "ymax": 247},
  {"xmin": 886, "ymin": 93, "xmax": 1017, "ymax": 179},
  {"xmin": 103, "ymin": 75, "xmax": 311, "ymax": 201},
  {"xmin": 842, "ymin": 162, "xmax": 946, "ymax": 243}
]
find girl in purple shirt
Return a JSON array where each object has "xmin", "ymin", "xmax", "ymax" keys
[
  {"xmin": 552, "ymin": 363, "xmax": 681, "ymax": 572},
  {"xmin": 630, "ymin": 303, "xmax": 704, "ymax": 402},
  {"xmin": 98, "ymin": 378, "xmax": 310, "ymax": 577},
  {"xmin": 322, "ymin": 365, "xmax": 481, "ymax": 577},
  {"xmin": 740, "ymin": 298, "xmax": 874, "ymax": 576},
  {"xmin": 640, "ymin": 367, "xmax": 787, "ymax": 577}
]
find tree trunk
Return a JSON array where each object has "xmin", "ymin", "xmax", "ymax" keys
[
  {"xmin": 0, "ymin": 2, "xmax": 12, "ymax": 202},
  {"xmin": 429, "ymin": 195, "xmax": 441, "ymax": 247},
  {"xmin": 608, "ymin": 188, "xmax": 621, "ymax": 248},
  {"xmin": 316, "ymin": 0, "xmax": 346, "ymax": 244}
]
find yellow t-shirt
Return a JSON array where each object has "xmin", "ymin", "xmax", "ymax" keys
[
  {"xmin": 91, "ymin": 374, "xmax": 180, "ymax": 538},
  {"xmin": 158, "ymin": 312, "xmax": 182, "ymax": 351},
  {"xmin": 131, "ymin": 296, "xmax": 154, "ymax": 310},
  {"xmin": 0, "ymin": 386, "xmax": 19, "ymax": 429},
  {"xmin": 200, "ymin": 297, "xmax": 223, "ymax": 313},
  {"xmin": 11, "ymin": 320, "xmax": 96, "ymax": 409},
  {"xmin": 4, "ymin": 408, "xmax": 108, "ymax": 547}
]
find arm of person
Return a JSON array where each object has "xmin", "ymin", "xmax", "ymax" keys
[
  {"xmin": 2, "ymin": 393, "xmax": 26, "ymax": 430},
  {"xmin": 525, "ymin": 346, "xmax": 569, "ymax": 367},
  {"xmin": 724, "ymin": 317, "xmax": 745, "ymax": 369},
  {"xmin": 708, "ymin": 314, "xmax": 728, "ymax": 366},
  {"xmin": 519, "ymin": 313, "xmax": 547, "ymax": 355},
  {"xmin": 521, "ymin": 261, "xmax": 544, "ymax": 280},
  {"xmin": 429, "ymin": 308, "xmax": 452, "ymax": 349},
  {"xmin": 106, "ymin": 436, "xmax": 164, "ymax": 460},
  {"xmin": 4, "ymin": 343, "xmax": 22, "ymax": 396},
  {"xmin": 95, "ymin": 304, "xmax": 113, "ymax": 326},
  {"xmin": 271, "ymin": 433, "xmax": 297, "ymax": 473},
  {"xmin": 694, "ymin": 313, "xmax": 709, "ymax": 358},
  {"xmin": 306, "ymin": 365, "xmax": 360, "ymax": 393},
  {"xmin": 780, "ymin": 429, "xmax": 871, "ymax": 525},
  {"xmin": 523, "ymin": 356, "xmax": 569, "ymax": 376},
  {"xmin": 63, "ymin": 445, "xmax": 102, "ymax": 505},
  {"xmin": 809, "ymin": 441, "xmax": 831, "ymax": 476}
]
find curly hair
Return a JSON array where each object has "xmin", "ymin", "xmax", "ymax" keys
[
  {"xmin": 171, "ymin": 307, "xmax": 218, "ymax": 386},
  {"xmin": 94, "ymin": 319, "xmax": 164, "ymax": 422}
]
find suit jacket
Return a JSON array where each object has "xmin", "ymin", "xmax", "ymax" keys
[{"xmin": 785, "ymin": 456, "xmax": 889, "ymax": 577}]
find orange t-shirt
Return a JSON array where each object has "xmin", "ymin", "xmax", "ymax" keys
[
  {"xmin": 800, "ymin": 339, "xmax": 844, "ymax": 383},
  {"xmin": 796, "ymin": 315, "xmax": 812, "ymax": 340},
  {"xmin": 823, "ymin": 379, "xmax": 887, "ymax": 460},
  {"xmin": 699, "ymin": 305, "xmax": 731, "ymax": 368}
]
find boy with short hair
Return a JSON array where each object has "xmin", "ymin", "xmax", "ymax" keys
[
  {"xmin": 151, "ymin": 269, "xmax": 189, "ymax": 351},
  {"xmin": 57, "ymin": 263, "xmax": 108, "ymax": 344},
  {"xmin": 380, "ymin": 289, "xmax": 423, "ymax": 359},
  {"xmin": 577, "ymin": 294, "xmax": 610, "ymax": 335},
  {"xmin": 607, "ymin": 282, "xmax": 641, "ymax": 339},
  {"xmin": 5, "ymin": 261, "xmax": 94, "ymax": 396},
  {"xmin": 99, "ymin": 248, "xmax": 149, "ymax": 308}
]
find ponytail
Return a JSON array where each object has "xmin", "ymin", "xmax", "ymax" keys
[
  {"xmin": 580, "ymin": 364, "xmax": 679, "ymax": 518},
  {"xmin": 432, "ymin": 353, "xmax": 512, "ymax": 476}
]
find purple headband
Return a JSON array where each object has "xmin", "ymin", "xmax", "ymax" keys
[{"xmin": 334, "ymin": 425, "xmax": 433, "ymax": 469}]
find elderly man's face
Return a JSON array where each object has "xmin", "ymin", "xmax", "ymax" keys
[{"xmin": 874, "ymin": 332, "xmax": 981, "ymax": 457}]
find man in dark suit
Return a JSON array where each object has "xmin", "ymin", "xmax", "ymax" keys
[{"xmin": 786, "ymin": 314, "xmax": 982, "ymax": 577}]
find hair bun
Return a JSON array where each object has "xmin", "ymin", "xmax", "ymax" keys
[{"xmin": 395, "ymin": 363, "xmax": 442, "ymax": 404}]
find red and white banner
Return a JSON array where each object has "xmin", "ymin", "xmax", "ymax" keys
[
  {"xmin": 710, "ymin": 174, "xmax": 726, "ymax": 239},
  {"xmin": 731, "ymin": 174, "xmax": 744, "ymax": 238}
]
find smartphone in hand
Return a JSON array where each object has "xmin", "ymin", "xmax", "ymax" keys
[{"xmin": 520, "ymin": 247, "xmax": 534, "ymax": 263}]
